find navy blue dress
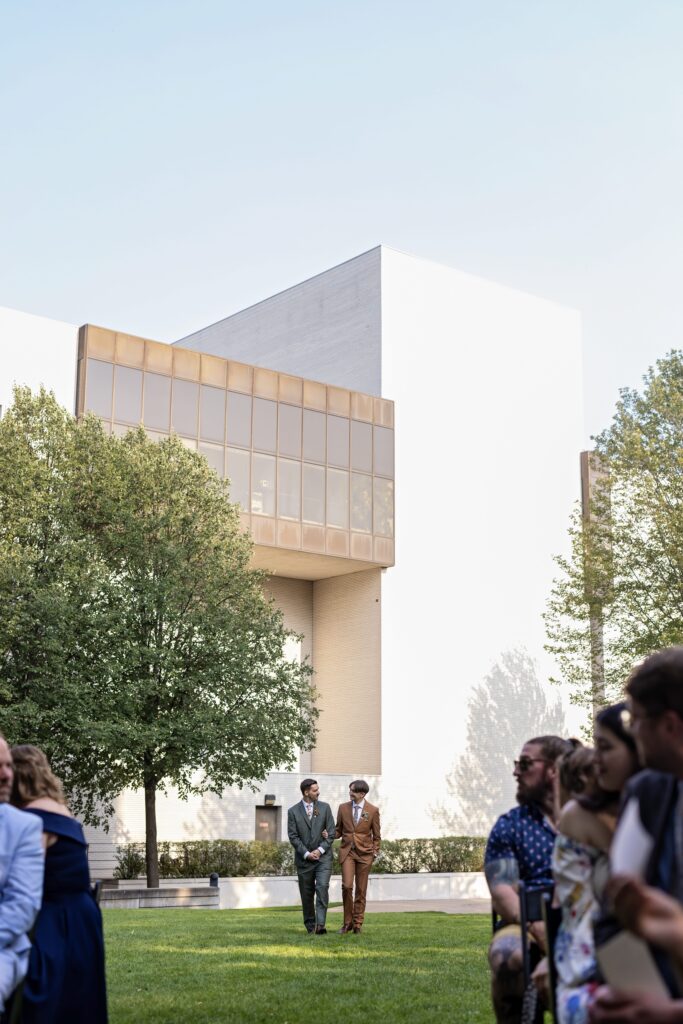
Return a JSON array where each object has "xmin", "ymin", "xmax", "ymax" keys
[{"xmin": 21, "ymin": 809, "xmax": 107, "ymax": 1024}]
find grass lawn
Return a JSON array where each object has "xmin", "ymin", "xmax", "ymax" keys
[{"xmin": 104, "ymin": 907, "xmax": 493, "ymax": 1023}]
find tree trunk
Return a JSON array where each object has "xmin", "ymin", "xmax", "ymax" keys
[{"xmin": 144, "ymin": 776, "xmax": 159, "ymax": 889}]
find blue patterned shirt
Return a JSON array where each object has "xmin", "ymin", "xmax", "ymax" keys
[{"xmin": 485, "ymin": 803, "xmax": 556, "ymax": 890}]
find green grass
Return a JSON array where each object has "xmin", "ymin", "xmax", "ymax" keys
[{"xmin": 104, "ymin": 907, "xmax": 493, "ymax": 1023}]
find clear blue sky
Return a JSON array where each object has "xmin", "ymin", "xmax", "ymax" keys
[{"xmin": 2, "ymin": 0, "xmax": 682, "ymax": 441}]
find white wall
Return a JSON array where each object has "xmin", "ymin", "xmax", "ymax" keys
[
  {"xmin": 176, "ymin": 248, "xmax": 382, "ymax": 395},
  {"xmin": 379, "ymin": 248, "xmax": 585, "ymax": 836},
  {"xmin": 0, "ymin": 306, "xmax": 78, "ymax": 415}
]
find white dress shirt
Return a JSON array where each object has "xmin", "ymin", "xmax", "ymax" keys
[{"xmin": 302, "ymin": 800, "xmax": 325, "ymax": 859}]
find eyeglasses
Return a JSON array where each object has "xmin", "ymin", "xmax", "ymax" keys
[
  {"xmin": 514, "ymin": 757, "xmax": 549, "ymax": 773},
  {"xmin": 622, "ymin": 707, "xmax": 663, "ymax": 731}
]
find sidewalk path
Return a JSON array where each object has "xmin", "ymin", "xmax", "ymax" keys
[{"xmin": 327, "ymin": 898, "xmax": 490, "ymax": 915}]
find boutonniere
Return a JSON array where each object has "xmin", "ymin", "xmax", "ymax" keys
[
  {"xmin": 361, "ymin": 811, "xmax": 369, "ymax": 821},
  {"xmin": 313, "ymin": 808, "xmax": 319, "ymax": 818}
]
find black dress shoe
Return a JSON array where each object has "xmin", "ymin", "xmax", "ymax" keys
[
  {"xmin": 306, "ymin": 927, "xmax": 315, "ymax": 933},
  {"xmin": 353, "ymin": 926, "xmax": 362, "ymax": 934},
  {"xmin": 314, "ymin": 925, "xmax": 327, "ymax": 934}
]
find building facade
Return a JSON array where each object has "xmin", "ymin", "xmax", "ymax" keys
[{"xmin": 1, "ymin": 245, "xmax": 584, "ymax": 871}]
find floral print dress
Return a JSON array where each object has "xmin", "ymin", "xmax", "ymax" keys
[{"xmin": 552, "ymin": 833, "xmax": 609, "ymax": 1024}]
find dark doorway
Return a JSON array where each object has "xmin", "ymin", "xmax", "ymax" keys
[{"xmin": 255, "ymin": 805, "xmax": 281, "ymax": 843}]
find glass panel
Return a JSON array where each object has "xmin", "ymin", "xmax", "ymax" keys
[
  {"xmin": 373, "ymin": 478, "xmax": 394, "ymax": 537},
  {"xmin": 143, "ymin": 372, "xmax": 171, "ymax": 431},
  {"xmin": 374, "ymin": 426, "xmax": 394, "ymax": 477},
  {"xmin": 327, "ymin": 468, "xmax": 348, "ymax": 529},
  {"xmin": 278, "ymin": 459, "xmax": 301, "ymax": 520},
  {"xmin": 303, "ymin": 409, "xmax": 326, "ymax": 463},
  {"xmin": 251, "ymin": 453, "xmax": 276, "ymax": 516},
  {"xmin": 327, "ymin": 415, "xmax": 349, "ymax": 468},
  {"xmin": 84, "ymin": 359, "xmax": 113, "ymax": 419},
  {"xmin": 200, "ymin": 385, "xmax": 226, "ymax": 443},
  {"xmin": 253, "ymin": 398, "xmax": 277, "ymax": 453},
  {"xmin": 278, "ymin": 404, "xmax": 302, "ymax": 459},
  {"xmin": 351, "ymin": 420, "xmax": 373, "ymax": 473},
  {"xmin": 226, "ymin": 447, "xmax": 250, "ymax": 510},
  {"xmin": 303, "ymin": 464, "xmax": 325, "ymax": 525},
  {"xmin": 226, "ymin": 391, "xmax": 252, "ymax": 448},
  {"xmin": 351, "ymin": 473, "xmax": 372, "ymax": 533},
  {"xmin": 199, "ymin": 442, "xmax": 224, "ymax": 477},
  {"xmin": 113, "ymin": 366, "xmax": 143, "ymax": 424},
  {"xmin": 172, "ymin": 378, "xmax": 199, "ymax": 437}
]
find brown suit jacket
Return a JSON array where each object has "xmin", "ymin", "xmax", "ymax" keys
[{"xmin": 335, "ymin": 800, "xmax": 381, "ymax": 863}]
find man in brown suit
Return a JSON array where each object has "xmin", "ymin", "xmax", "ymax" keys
[{"xmin": 335, "ymin": 779, "xmax": 381, "ymax": 934}]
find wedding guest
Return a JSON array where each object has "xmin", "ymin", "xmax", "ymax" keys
[
  {"xmin": 10, "ymin": 745, "xmax": 107, "ymax": 1023},
  {"xmin": 0, "ymin": 736, "xmax": 42, "ymax": 1015},
  {"xmin": 485, "ymin": 734, "xmax": 572, "ymax": 1024},
  {"xmin": 552, "ymin": 704, "xmax": 639, "ymax": 1024},
  {"xmin": 590, "ymin": 648, "xmax": 683, "ymax": 1022}
]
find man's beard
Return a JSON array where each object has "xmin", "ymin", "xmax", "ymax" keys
[{"xmin": 516, "ymin": 780, "xmax": 548, "ymax": 807}]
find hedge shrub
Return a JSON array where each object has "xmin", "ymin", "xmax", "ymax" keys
[{"xmin": 113, "ymin": 836, "xmax": 486, "ymax": 879}]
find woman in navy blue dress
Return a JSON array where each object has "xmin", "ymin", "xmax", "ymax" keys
[{"xmin": 10, "ymin": 746, "xmax": 107, "ymax": 1024}]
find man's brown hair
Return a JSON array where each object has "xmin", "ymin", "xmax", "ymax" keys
[
  {"xmin": 626, "ymin": 648, "xmax": 683, "ymax": 717},
  {"xmin": 526, "ymin": 735, "xmax": 574, "ymax": 762}
]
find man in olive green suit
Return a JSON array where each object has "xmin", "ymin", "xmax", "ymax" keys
[{"xmin": 287, "ymin": 779, "xmax": 336, "ymax": 934}]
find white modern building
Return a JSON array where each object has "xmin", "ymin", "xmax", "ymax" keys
[{"xmin": 0, "ymin": 246, "xmax": 583, "ymax": 871}]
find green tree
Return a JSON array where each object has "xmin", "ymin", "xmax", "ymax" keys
[
  {"xmin": 546, "ymin": 351, "xmax": 683, "ymax": 708},
  {"xmin": 0, "ymin": 389, "xmax": 317, "ymax": 886},
  {"xmin": 432, "ymin": 650, "xmax": 565, "ymax": 835},
  {"xmin": 0, "ymin": 387, "xmax": 121, "ymax": 823}
]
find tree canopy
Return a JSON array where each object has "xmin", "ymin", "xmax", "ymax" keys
[
  {"xmin": 0, "ymin": 388, "xmax": 317, "ymax": 884},
  {"xmin": 546, "ymin": 351, "xmax": 683, "ymax": 708}
]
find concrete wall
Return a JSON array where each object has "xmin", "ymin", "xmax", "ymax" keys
[
  {"xmin": 117, "ymin": 872, "xmax": 490, "ymax": 909},
  {"xmin": 176, "ymin": 248, "xmax": 382, "ymax": 395},
  {"xmin": 0, "ymin": 305, "xmax": 78, "ymax": 415},
  {"xmin": 379, "ymin": 248, "xmax": 584, "ymax": 835}
]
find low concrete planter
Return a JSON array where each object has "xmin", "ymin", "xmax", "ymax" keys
[
  {"xmin": 117, "ymin": 872, "xmax": 488, "ymax": 910},
  {"xmin": 102, "ymin": 886, "xmax": 219, "ymax": 909}
]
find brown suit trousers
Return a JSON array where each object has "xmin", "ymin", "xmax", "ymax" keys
[{"xmin": 335, "ymin": 801, "xmax": 381, "ymax": 928}]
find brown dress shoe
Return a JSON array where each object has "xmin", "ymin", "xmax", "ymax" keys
[
  {"xmin": 353, "ymin": 926, "xmax": 362, "ymax": 934},
  {"xmin": 337, "ymin": 924, "xmax": 353, "ymax": 934}
]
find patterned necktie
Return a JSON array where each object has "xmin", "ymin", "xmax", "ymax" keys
[
  {"xmin": 353, "ymin": 804, "xmax": 360, "ymax": 825},
  {"xmin": 306, "ymin": 802, "xmax": 313, "ymax": 819}
]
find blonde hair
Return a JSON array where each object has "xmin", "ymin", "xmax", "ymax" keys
[{"xmin": 10, "ymin": 745, "xmax": 67, "ymax": 807}]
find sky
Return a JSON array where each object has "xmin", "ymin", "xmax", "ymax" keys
[{"xmin": 2, "ymin": 1, "xmax": 683, "ymax": 443}]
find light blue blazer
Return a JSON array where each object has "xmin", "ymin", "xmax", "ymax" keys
[{"xmin": 0, "ymin": 804, "xmax": 44, "ymax": 1009}]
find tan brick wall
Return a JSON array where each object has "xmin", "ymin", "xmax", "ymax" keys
[
  {"xmin": 311, "ymin": 569, "xmax": 381, "ymax": 775},
  {"xmin": 262, "ymin": 576, "xmax": 313, "ymax": 664}
]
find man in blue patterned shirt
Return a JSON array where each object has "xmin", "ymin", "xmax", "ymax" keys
[{"xmin": 485, "ymin": 734, "xmax": 572, "ymax": 1024}]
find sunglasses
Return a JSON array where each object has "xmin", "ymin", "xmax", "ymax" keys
[{"xmin": 513, "ymin": 757, "xmax": 550, "ymax": 773}]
